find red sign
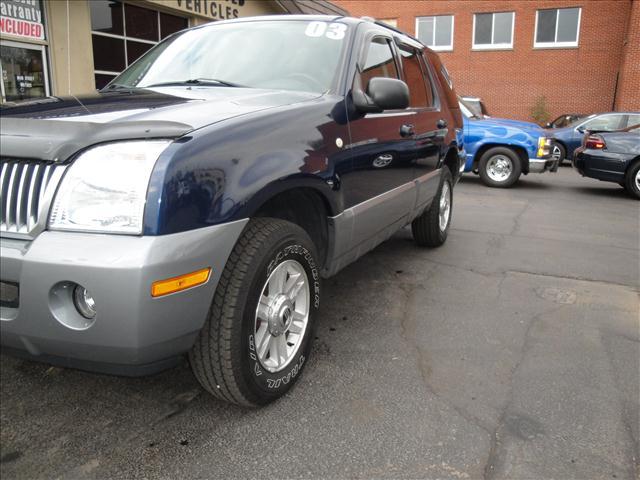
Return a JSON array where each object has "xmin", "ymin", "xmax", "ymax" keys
[{"xmin": 0, "ymin": 16, "xmax": 43, "ymax": 39}]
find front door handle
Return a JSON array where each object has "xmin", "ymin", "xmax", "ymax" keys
[
  {"xmin": 437, "ymin": 119, "xmax": 448, "ymax": 129},
  {"xmin": 400, "ymin": 124, "xmax": 415, "ymax": 137}
]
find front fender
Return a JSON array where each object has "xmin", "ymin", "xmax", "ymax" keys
[{"xmin": 144, "ymin": 96, "xmax": 349, "ymax": 235}]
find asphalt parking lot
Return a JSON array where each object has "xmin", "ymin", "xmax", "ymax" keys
[{"xmin": 1, "ymin": 166, "xmax": 638, "ymax": 480}]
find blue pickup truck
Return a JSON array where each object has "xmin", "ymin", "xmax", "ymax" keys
[
  {"xmin": 0, "ymin": 16, "xmax": 464, "ymax": 406},
  {"xmin": 459, "ymin": 101, "xmax": 558, "ymax": 187}
]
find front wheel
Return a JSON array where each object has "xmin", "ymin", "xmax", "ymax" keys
[
  {"xmin": 411, "ymin": 167, "xmax": 453, "ymax": 247},
  {"xmin": 478, "ymin": 147, "xmax": 522, "ymax": 188},
  {"xmin": 624, "ymin": 161, "xmax": 640, "ymax": 199},
  {"xmin": 552, "ymin": 142, "xmax": 566, "ymax": 166},
  {"xmin": 189, "ymin": 218, "xmax": 320, "ymax": 407}
]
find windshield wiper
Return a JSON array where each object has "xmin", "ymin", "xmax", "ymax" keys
[{"xmin": 142, "ymin": 78, "xmax": 245, "ymax": 88}]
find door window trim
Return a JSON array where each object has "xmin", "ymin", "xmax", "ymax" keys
[
  {"xmin": 357, "ymin": 34, "xmax": 400, "ymax": 81},
  {"xmin": 396, "ymin": 42, "xmax": 438, "ymax": 112},
  {"xmin": 0, "ymin": 39, "xmax": 50, "ymax": 103}
]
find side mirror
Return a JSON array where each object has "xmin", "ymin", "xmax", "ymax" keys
[
  {"xmin": 577, "ymin": 126, "xmax": 586, "ymax": 134},
  {"xmin": 353, "ymin": 77, "xmax": 409, "ymax": 113}
]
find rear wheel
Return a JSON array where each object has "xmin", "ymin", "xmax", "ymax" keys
[
  {"xmin": 189, "ymin": 218, "xmax": 320, "ymax": 407},
  {"xmin": 411, "ymin": 167, "xmax": 453, "ymax": 247},
  {"xmin": 624, "ymin": 161, "xmax": 640, "ymax": 199},
  {"xmin": 478, "ymin": 147, "xmax": 522, "ymax": 188}
]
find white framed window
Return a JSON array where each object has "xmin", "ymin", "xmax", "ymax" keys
[
  {"xmin": 416, "ymin": 15, "xmax": 454, "ymax": 52},
  {"xmin": 472, "ymin": 12, "xmax": 515, "ymax": 50},
  {"xmin": 379, "ymin": 18, "xmax": 398, "ymax": 28},
  {"xmin": 534, "ymin": 7, "xmax": 581, "ymax": 48}
]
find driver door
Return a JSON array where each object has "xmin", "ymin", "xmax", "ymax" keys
[{"xmin": 341, "ymin": 35, "xmax": 417, "ymax": 246}]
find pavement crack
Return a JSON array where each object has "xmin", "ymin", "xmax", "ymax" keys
[
  {"xmin": 483, "ymin": 305, "xmax": 566, "ymax": 480},
  {"xmin": 395, "ymin": 283, "xmax": 493, "ymax": 439},
  {"xmin": 507, "ymin": 269, "xmax": 639, "ymax": 290},
  {"xmin": 510, "ymin": 203, "xmax": 530, "ymax": 235}
]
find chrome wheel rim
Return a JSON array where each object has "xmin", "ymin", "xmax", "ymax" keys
[
  {"xmin": 635, "ymin": 170, "xmax": 640, "ymax": 191},
  {"xmin": 439, "ymin": 181, "xmax": 451, "ymax": 231},
  {"xmin": 486, "ymin": 155, "xmax": 513, "ymax": 182},
  {"xmin": 254, "ymin": 259, "xmax": 310, "ymax": 373},
  {"xmin": 551, "ymin": 145, "xmax": 562, "ymax": 162}
]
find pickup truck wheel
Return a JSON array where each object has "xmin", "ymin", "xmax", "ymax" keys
[
  {"xmin": 411, "ymin": 167, "xmax": 453, "ymax": 247},
  {"xmin": 624, "ymin": 161, "xmax": 640, "ymax": 199},
  {"xmin": 478, "ymin": 147, "xmax": 521, "ymax": 188},
  {"xmin": 189, "ymin": 218, "xmax": 320, "ymax": 407}
]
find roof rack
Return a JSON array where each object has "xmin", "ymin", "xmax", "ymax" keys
[{"xmin": 360, "ymin": 16, "xmax": 425, "ymax": 47}]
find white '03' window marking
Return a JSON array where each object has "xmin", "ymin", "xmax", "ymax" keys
[{"xmin": 305, "ymin": 21, "xmax": 347, "ymax": 40}]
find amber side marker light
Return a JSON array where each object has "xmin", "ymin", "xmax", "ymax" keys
[{"xmin": 151, "ymin": 268, "xmax": 211, "ymax": 297}]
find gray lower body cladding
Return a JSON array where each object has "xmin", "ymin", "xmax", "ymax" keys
[{"xmin": 0, "ymin": 220, "xmax": 247, "ymax": 375}]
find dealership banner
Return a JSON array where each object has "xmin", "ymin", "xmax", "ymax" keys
[{"xmin": 0, "ymin": 0, "xmax": 44, "ymax": 40}]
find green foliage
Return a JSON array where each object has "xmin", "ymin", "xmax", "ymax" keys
[{"xmin": 530, "ymin": 96, "xmax": 550, "ymax": 125}]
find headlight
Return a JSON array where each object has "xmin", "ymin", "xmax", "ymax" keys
[
  {"xmin": 537, "ymin": 137, "xmax": 552, "ymax": 157},
  {"xmin": 49, "ymin": 140, "xmax": 171, "ymax": 234}
]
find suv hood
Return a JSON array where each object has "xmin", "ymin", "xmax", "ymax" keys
[{"xmin": 0, "ymin": 87, "xmax": 319, "ymax": 162}]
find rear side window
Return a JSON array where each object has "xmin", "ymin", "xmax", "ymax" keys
[
  {"xmin": 358, "ymin": 37, "xmax": 399, "ymax": 89},
  {"xmin": 626, "ymin": 114, "xmax": 640, "ymax": 128},
  {"xmin": 582, "ymin": 115, "xmax": 624, "ymax": 131},
  {"xmin": 399, "ymin": 46, "xmax": 433, "ymax": 108}
]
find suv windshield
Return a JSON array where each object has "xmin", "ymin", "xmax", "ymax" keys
[{"xmin": 109, "ymin": 20, "xmax": 349, "ymax": 94}]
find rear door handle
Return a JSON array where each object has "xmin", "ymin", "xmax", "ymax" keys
[
  {"xmin": 437, "ymin": 119, "xmax": 448, "ymax": 129},
  {"xmin": 400, "ymin": 124, "xmax": 415, "ymax": 137}
]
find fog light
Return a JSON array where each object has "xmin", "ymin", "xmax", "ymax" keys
[{"xmin": 73, "ymin": 285, "xmax": 97, "ymax": 319}]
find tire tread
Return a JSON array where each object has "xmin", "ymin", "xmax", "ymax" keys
[{"xmin": 189, "ymin": 218, "xmax": 300, "ymax": 407}]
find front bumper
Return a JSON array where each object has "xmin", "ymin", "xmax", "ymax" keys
[
  {"xmin": 0, "ymin": 220, "xmax": 247, "ymax": 375},
  {"xmin": 528, "ymin": 157, "xmax": 559, "ymax": 174}
]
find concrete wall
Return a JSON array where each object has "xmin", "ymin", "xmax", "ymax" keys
[{"xmin": 45, "ymin": 0, "xmax": 96, "ymax": 96}]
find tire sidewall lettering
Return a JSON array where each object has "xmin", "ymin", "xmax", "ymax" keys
[{"xmin": 245, "ymin": 240, "xmax": 318, "ymax": 393}]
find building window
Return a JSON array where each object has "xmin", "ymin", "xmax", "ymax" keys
[
  {"xmin": 379, "ymin": 19, "xmax": 397, "ymax": 28},
  {"xmin": 90, "ymin": 0, "xmax": 188, "ymax": 89},
  {"xmin": 472, "ymin": 12, "xmax": 514, "ymax": 50},
  {"xmin": 534, "ymin": 8, "xmax": 581, "ymax": 48},
  {"xmin": 0, "ymin": 0, "xmax": 50, "ymax": 103},
  {"xmin": 416, "ymin": 15, "xmax": 453, "ymax": 51},
  {"xmin": 1, "ymin": 41, "xmax": 50, "ymax": 102}
]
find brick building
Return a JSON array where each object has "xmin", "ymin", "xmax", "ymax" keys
[{"xmin": 335, "ymin": 0, "xmax": 640, "ymax": 122}]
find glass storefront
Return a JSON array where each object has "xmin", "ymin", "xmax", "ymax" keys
[
  {"xmin": 90, "ymin": 0, "xmax": 188, "ymax": 89},
  {"xmin": 0, "ymin": 41, "xmax": 49, "ymax": 103},
  {"xmin": 0, "ymin": 0, "xmax": 49, "ymax": 103}
]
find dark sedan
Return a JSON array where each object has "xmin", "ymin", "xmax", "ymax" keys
[{"xmin": 573, "ymin": 124, "xmax": 640, "ymax": 199}]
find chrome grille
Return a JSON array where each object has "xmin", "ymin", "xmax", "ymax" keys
[{"xmin": 0, "ymin": 159, "xmax": 66, "ymax": 237}]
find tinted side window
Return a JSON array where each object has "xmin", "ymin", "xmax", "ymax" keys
[
  {"xmin": 626, "ymin": 114, "xmax": 640, "ymax": 128},
  {"xmin": 358, "ymin": 37, "xmax": 398, "ymax": 89},
  {"xmin": 399, "ymin": 46, "xmax": 433, "ymax": 108},
  {"xmin": 583, "ymin": 115, "xmax": 624, "ymax": 131}
]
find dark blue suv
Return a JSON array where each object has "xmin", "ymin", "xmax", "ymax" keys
[{"xmin": 0, "ymin": 16, "xmax": 463, "ymax": 406}]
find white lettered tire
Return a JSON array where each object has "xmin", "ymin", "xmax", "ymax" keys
[{"xmin": 189, "ymin": 218, "xmax": 320, "ymax": 406}]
